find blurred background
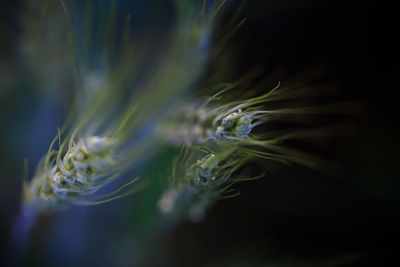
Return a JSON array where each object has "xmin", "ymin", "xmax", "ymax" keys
[{"xmin": 1, "ymin": 0, "xmax": 399, "ymax": 266}]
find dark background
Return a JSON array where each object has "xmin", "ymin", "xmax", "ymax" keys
[{"xmin": 1, "ymin": 0, "xmax": 399, "ymax": 266}]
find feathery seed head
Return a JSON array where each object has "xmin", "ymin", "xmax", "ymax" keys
[
  {"xmin": 158, "ymin": 145, "xmax": 251, "ymax": 221},
  {"xmin": 216, "ymin": 111, "xmax": 253, "ymax": 140},
  {"xmin": 187, "ymin": 153, "xmax": 219, "ymax": 187},
  {"xmin": 23, "ymin": 136, "xmax": 117, "ymax": 210}
]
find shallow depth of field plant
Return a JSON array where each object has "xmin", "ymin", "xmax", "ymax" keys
[{"xmin": 6, "ymin": 0, "xmax": 359, "ymax": 265}]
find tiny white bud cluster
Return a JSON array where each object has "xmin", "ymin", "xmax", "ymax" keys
[
  {"xmin": 24, "ymin": 136, "xmax": 114, "ymax": 208},
  {"xmin": 161, "ymin": 105, "xmax": 255, "ymax": 146},
  {"xmin": 159, "ymin": 151, "xmax": 239, "ymax": 220},
  {"xmin": 187, "ymin": 154, "xmax": 219, "ymax": 187},
  {"xmin": 216, "ymin": 111, "xmax": 253, "ymax": 140}
]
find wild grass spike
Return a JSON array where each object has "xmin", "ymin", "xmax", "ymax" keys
[
  {"xmin": 14, "ymin": 0, "xmax": 228, "ymax": 254},
  {"xmin": 158, "ymin": 78, "xmax": 354, "ymax": 220},
  {"xmin": 20, "ymin": 0, "xmax": 226, "ymax": 212},
  {"xmin": 22, "ymin": 135, "xmax": 134, "ymax": 210}
]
